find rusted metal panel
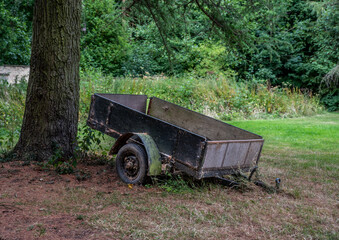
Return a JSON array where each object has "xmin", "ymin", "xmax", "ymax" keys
[
  {"xmin": 148, "ymin": 97, "xmax": 261, "ymax": 140},
  {"xmin": 87, "ymin": 95, "xmax": 114, "ymax": 138},
  {"xmin": 173, "ymin": 160, "xmax": 204, "ymax": 179}
]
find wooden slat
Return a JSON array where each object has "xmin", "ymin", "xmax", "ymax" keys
[
  {"xmin": 202, "ymin": 143, "xmax": 228, "ymax": 169},
  {"xmin": 243, "ymin": 141, "xmax": 263, "ymax": 166},
  {"xmin": 148, "ymin": 97, "xmax": 261, "ymax": 140},
  {"xmin": 223, "ymin": 142, "xmax": 250, "ymax": 168}
]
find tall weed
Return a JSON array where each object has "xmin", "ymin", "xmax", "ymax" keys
[{"xmin": 79, "ymin": 70, "xmax": 324, "ymax": 122}]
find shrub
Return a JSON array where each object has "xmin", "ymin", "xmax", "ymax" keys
[
  {"xmin": 81, "ymin": 0, "xmax": 129, "ymax": 75},
  {"xmin": 79, "ymin": 69, "xmax": 325, "ymax": 122},
  {"xmin": 0, "ymin": 78, "xmax": 26, "ymax": 151}
]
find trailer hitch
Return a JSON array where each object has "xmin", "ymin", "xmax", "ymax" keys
[
  {"xmin": 253, "ymin": 177, "xmax": 281, "ymax": 193},
  {"xmin": 248, "ymin": 166, "xmax": 258, "ymax": 181},
  {"xmin": 214, "ymin": 176, "xmax": 240, "ymax": 188},
  {"xmin": 215, "ymin": 166, "xmax": 282, "ymax": 193}
]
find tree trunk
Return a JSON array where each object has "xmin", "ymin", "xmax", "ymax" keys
[{"xmin": 14, "ymin": 0, "xmax": 82, "ymax": 161}]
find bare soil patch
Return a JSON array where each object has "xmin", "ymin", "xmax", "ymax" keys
[
  {"xmin": 0, "ymin": 160, "xmax": 338, "ymax": 240},
  {"xmin": 0, "ymin": 161, "xmax": 129, "ymax": 239}
]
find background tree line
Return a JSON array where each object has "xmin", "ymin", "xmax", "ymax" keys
[{"xmin": 1, "ymin": 0, "xmax": 338, "ymax": 110}]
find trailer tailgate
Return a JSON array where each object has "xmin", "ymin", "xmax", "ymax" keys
[{"xmin": 200, "ymin": 139, "xmax": 264, "ymax": 177}]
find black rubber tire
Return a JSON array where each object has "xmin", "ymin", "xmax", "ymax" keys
[{"xmin": 115, "ymin": 143, "xmax": 148, "ymax": 184}]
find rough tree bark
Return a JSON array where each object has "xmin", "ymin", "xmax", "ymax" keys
[{"xmin": 14, "ymin": 0, "xmax": 82, "ymax": 160}]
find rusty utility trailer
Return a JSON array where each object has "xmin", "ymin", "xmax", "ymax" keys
[{"xmin": 87, "ymin": 94, "xmax": 264, "ymax": 184}]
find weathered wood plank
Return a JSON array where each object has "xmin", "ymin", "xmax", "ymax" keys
[
  {"xmin": 243, "ymin": 141, "xmax": 263, "ymax": 166},
  {"xmin": 202, "ymin": 143, "xmax": 228, "ymax": 169},
  {"xmin": 223, "ymin": 142, "xmax": 250, "ymax": 168},
  {"xmin": 148, "ymin": 97, "xmax": 261, "ymax": 140}
]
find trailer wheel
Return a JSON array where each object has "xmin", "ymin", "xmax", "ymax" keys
[{"xmin": 115, "ymin": 143, "xmax": 148, "ymax": 184}]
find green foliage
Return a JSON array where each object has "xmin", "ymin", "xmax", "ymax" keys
[
  {"xmin": 42, "ymin": 143, "xmax": 77, "ymax": 174},
  {"xmin": 122, "ymin": 0, "xmax": 248, "ymax": 76},
  {"xmin": 1, "ymin": 0, "xmax": 337, "ymax": 110},
  {"xmin": 121, "ymin": 21, "xmax": 170, "ymax": 75},
  {"xmin": 77, "ymin": 124, "xmax": 106, "ymax": 156},
  {"xmin": 233, "ymin": 0, "xmax": 338, "ymax": 110},
  {"xmin": 187, "ymin": 41, "xmax": 234, "ymax": 76},
  {"xmin": 76, "ymin": 124, "xmax": 111, "ymax": 166},
  {"xmin": 0, "ymin": 0, "xmax": 33, "ymax": 65},
  {"xmin": 0, "ymin": 151, "xmax": 17, "ymax": 163},
  {"xmin": 122, "ymin": 0, "xmax": 337, "ymax": 112},
  {"xmin": 152, "ymin": 172, "xmax": 195, "ymax": 194},
  {"xmin": 321, "ymin": 91, "xmax": 339, "ymax": 112},
  {"xmin": 35, "ymin": 124, "xmax": 107, "ymax": 173},
  {"xmin": 76, "ymin": 214, "xmax": 85, "ymax": 221},
  {"xmin": 77, "ymin": 125, "xmax": 102, "ymax": 152},
  {"xmin": 81, "ymin": 0, "xmax": 129, "ymax": 75},
  {"xmin": 79, "ymin": 70, "xmax": 324, "ymax": 121},
  {"xmin": 0, "ymin": 78, "xmax": 26, "ymax": 151}
]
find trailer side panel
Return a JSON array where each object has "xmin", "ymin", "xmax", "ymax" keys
[
  {"xmin": 148, "ymin": 97, "xmax": 261, "ymax": 141},
  {"xmin": 201, "ymin": 139, "xmax": 264, "ymax": 175}
]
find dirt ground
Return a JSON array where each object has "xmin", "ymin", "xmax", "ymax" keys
[
  {"xmin": 0, "ymin": 161, "xmax": 137, "ymax": 240},
  {"xmin": 1, "ymin": 159, "xmax": 338, "ymax": 240}
]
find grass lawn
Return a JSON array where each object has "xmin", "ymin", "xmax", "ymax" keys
[
  {"xmin": 1, "ymin": 113, "xmax": 338, "ymax": 239},
  {"xmin": 230, "ymin": 112, "xmax": 338, "ymax": 180}
]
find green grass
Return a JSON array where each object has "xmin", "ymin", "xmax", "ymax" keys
[
  {"xmin": 229, "ymin": 113, "xmax": 339, "ymax": 154},
  {"xmin": 229, "ymin": 113, "xmax": 338, "ymax": 172}
]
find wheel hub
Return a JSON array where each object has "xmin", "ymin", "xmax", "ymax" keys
[{"xmin": 124, "ymin": 156, "xmax": 139, "ymax": 177}]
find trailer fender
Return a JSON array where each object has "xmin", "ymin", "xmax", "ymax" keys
[{"xmin": 109, "ymin": 133, "xmax": 161, "ymax": 176}]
